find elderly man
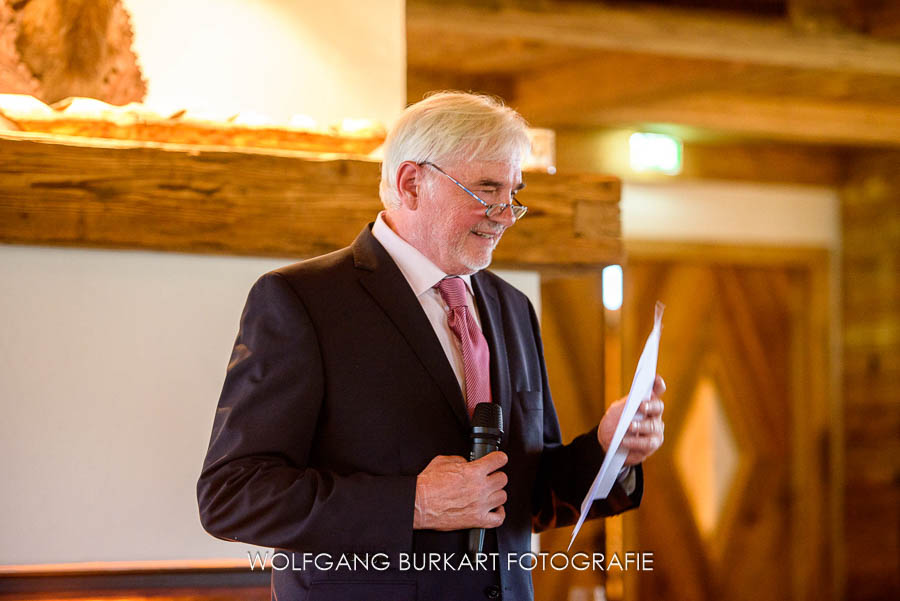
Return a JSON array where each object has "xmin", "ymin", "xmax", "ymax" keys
[{"xmin": 197, "ymin": 92, "xmax": 665, "ymax": 601}]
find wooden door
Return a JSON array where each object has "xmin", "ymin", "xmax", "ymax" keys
[{"xmin": 621, "ymin": 246, "xmax": 834, "ymax": 601}]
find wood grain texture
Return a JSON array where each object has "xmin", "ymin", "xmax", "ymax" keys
[
  {"xmin": 788, "ymin": 0, "xmax": 900, "ymax": 38},
  {"xmin": 407, "ymin": 0, "xmax": 900, "ymax": 146},
  {"xmin": 622, "ymin": 244, "xmax": 834, "ymax": 601},
  {"xmin": 532, "ymin": 90, "xmax": 900, "ymax": 147},
  {"xmin": 408, "ymin": 0, "xmax": 900, "ymax": 76},
  {"xmin": 0, "ymin": 132, "xmax": 622, "ymax": 267},
  {"xmin": 840, "ymin": 149, "xmax": 900, "ymax": 601},
  {"xmin": 556, "ymin": 131, "xmax": 845, "ymax": 187}
]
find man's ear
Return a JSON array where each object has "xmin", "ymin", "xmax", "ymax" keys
[{"xmin": 395, "ymin": 161, "xmax": 421, "ymax": 210}]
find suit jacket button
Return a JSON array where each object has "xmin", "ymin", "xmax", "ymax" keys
[{"xmin": 484, "ymin": 584, "xmax": 501, "ymax": 599}]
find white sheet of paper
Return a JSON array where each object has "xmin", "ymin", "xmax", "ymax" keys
[{"xmin": 568, "ymin": 301, "xmax": 664, "ymax": 550}]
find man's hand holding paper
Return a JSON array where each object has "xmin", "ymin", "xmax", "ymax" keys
[
  {"xmin": 568, "ymin": 302, "xmax": 667, "ymax": 549},
  {"xmin": 599, "ymin": 375, "xmax": 666, "ymax": 465}
]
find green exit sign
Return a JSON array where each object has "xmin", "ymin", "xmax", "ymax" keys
[{"xmin": 629, "ymin": 132, "xmax": 683, "ymax": 175}]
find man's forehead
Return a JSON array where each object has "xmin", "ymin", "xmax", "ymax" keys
[{"xmin": 447, "ymin": 159, "xmax": 523, "ymax": 184}]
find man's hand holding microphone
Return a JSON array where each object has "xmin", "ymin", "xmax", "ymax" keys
[{"xmin": 413, "ymin": 375, "xmax": 666, "ymax": 533}]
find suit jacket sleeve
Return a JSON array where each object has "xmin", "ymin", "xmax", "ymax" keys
[
  {"xmin": 525, "ymin": 299, "xmax": 643, "ymax": 532},
  {"xmin": 196, "ymin": 272, "xmax": 416, "ymax": 553}
]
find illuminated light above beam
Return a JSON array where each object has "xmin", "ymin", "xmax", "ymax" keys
[{"xmin": 629, "ymin": 132, "xmax": 683, "ymax": 175}]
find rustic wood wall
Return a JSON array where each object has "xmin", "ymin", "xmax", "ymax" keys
[{"xmin": 840, "ymin": 149, "xmax": 900, "ymax": 601}]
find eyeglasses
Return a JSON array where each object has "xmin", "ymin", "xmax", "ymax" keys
[{"xmin": 420, "ymin": 162, "xmax": 528, "ymax": 221}]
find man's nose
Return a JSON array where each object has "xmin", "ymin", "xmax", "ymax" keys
[{"xmin": 489, "ymin": 206, "xmax": 517, "ymax": 227}]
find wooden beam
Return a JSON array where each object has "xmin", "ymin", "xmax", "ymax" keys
[
  {"xmin": 408, "ymin": 1, "xmax": 900, "ymax": 147},
  {"xmin": 861, "ymin": 1, "xmax": 900, "ymax": 38},
  {"xmin": 678, "ymin": 140, "xmax": 845, "ymax": 186},
  {"xmin": 536, "ymin": 92, "xmax": 900, "ymax": 147},
  {"xmin": 513, "ymin": 52, "xmax": 751, "ymax": 119},
  {"xmin": 406, "ymin": 25, "xmax": 587, "ymax": 74},
  {"xmin": 407, "ymin": 0, "xmax": 900, "ymax": 77},
  {"xmin": 789, "ymin": 0, "xmax": 862, "ymax": 34},
  {"xmin": 788, "ymin": 0, "xmax": 900, "ymax": 38},
  {"xmin": 0, "ymin": 132, "xmax": 622, "ymax": 267},
  {"xmin": 406, "ymin": 69, "xmax": 516, "ymax": 107},
  {"xmin": 514, "ymin": 52, "xmax": 900, "ymax": 123},
  {"xmin": 555, "ymin": 129, "xmax": 846, "ymax": 187}
]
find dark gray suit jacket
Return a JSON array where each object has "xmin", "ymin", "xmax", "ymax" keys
[{"xmin": 197, "ymin": 226, "xmax": 642, "ymax": 601}]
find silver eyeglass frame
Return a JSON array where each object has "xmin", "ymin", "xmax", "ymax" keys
[{"xmin": 419, "ymin": 161, "xmax": 528, "ymax": 221}]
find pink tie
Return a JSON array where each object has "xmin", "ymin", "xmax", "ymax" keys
[{"xmin": 435, "ymin": 277, "xmax": 492, "ymax": 418}]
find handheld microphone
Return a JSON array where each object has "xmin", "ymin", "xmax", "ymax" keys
[{"xmin": 468, "ymin": 402, "xmax": 504, "ymax": 556}]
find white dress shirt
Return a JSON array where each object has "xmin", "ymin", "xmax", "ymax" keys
[{"xmin": 372, "ymin": 212, "xmax": 481, "ymax": 399}]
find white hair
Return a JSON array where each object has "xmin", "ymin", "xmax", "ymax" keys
[{"xmin": 379, "ymin": 91, "xmax": 531, "ymax": 209}]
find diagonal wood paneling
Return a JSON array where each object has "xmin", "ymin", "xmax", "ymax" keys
[{"xmin": 623, "ymin": 248, "xmax": 832, "ymax": 601}]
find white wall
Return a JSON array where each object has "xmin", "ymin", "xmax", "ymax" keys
[
  {"xmin": 0, "ymin": 244, "xmax": 538, "ymax": 565},
  {"xmin": 622, "ymin": 180, "xmax": 840, "ymax": 248},
  {"xmin": 0, "ymin": 248, "xmax": 295, "ymax": 564},
  {"xmin": 122, "ymin": 0, "xmax": 406, "ymax": 126}
]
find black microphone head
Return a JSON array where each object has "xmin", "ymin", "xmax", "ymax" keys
[{"xmin": 471, "ymin": 402, "xmax": 503, "ymax": 433}]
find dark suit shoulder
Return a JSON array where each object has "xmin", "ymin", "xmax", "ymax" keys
[
  {"xmin": 256, "ymin": 247, "xmax": 357, "ymax": 301},
  {"xmin": 477, "ymin": 269, "xmax": 538, "ymax": 319},
  {"xmin": 263, "ymin": 225, "xmax": 386, "ymax": 297},
  {"xmin": 480, "ymin": 269, "xmax": 529, "ymax": 299},
  {"xmin": 273, "ymin": 246, "xmax": 354, "ymax": 280}
]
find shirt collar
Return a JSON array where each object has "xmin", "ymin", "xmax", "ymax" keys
[{"xmin": 371, "ymin": 212, "xmax": 474, "ymax": 298}]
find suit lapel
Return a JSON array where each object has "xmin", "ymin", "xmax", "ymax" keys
[
  {"xmin": 472, "ymin": 272, "xmax": 512, "ymax": 448},
  {"xmin": 352, "ymin": 227, "xmax": 470, "ymax": 430}
]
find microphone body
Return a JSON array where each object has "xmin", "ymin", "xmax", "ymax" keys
[{"xmin": 468, "ymin": 402, "xmax": 504, "ymax": 556}]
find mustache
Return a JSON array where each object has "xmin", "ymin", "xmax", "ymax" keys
[{"xmin": 472, "ymin": 223, "xmax": 505, "ymax": 235}]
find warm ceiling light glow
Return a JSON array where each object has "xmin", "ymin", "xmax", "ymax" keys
[
  {"xmin": 339, "ymin": 118, "xmax": 375, "ymax": 133},
  {"xmin": 289, "ymin": 114, "xmax": 319, "ymax": 130},
  {"xmin": 602, "ymin": 264, "xmax": 623, "ymax": 311},
  {"xmin": 629, "ymin": 132, "xmax": 682, "ymax": 175},
  {"xmin": 232, "ymin": 110, "xmax": 274, "ymax": 127},
  {"xmin": 0, "ymin": 93, "xmax": 52, "ymax": 113}
]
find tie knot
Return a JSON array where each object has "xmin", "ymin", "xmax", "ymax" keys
[{"xmin": 435, "ymin": 277, "xmax": 467, "ymax": 309}]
